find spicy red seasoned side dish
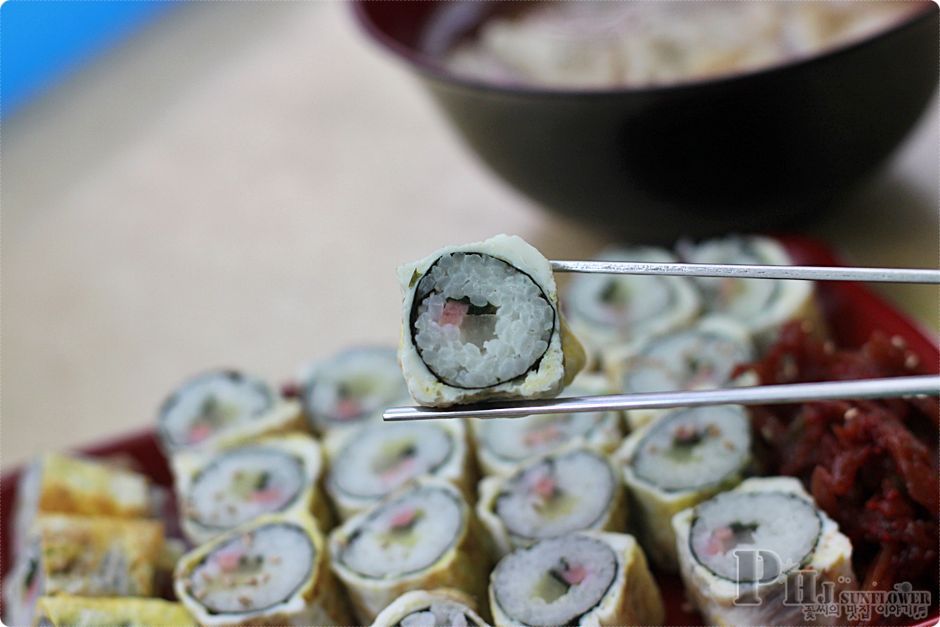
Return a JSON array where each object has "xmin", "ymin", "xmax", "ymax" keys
[{"xmin": 741, "ymin": 322, "xmax": 938, "ymax": 602}]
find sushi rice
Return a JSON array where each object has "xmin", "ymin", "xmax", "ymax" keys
[{"xmin": 398, "ymin": 234, "xmax": 585, "ymax": 407}]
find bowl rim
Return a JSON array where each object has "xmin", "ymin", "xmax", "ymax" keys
[{"xmin": 350, "ymin": 0, "xmax": 937, "ymax": 98}]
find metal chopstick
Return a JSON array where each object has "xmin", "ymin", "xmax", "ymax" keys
[
  {"xmin": 383, "ymin": 375, "xmax": 940, "ymax": 421},
  {"xmin": 549, "ymin": 260, "xmax": 940, "ymax": 283}
]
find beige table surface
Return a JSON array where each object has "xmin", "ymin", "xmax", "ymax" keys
[{"xmin": 2, "ymin": 3, "xmax": 937, "ymax": 470}]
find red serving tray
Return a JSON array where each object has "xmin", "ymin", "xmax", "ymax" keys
[{"xmin": 1, "ymin": 236, "xmax": 937, "ymax": 626}]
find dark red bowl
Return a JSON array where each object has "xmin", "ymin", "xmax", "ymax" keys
[
  {"xmin": 2, "ymin": 237, "xmax": 937, "ymax": 625},
  {"xmin": 353, "ymin": 1, "xmax": 938, "ymax": 242}
]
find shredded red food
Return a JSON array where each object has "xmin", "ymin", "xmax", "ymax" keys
[{"xmin": 739, "ymin": 322, "xmax": 939, "ymax": 602}]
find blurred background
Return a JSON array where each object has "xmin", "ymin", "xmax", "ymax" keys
[{"xmin": 2, "ymin": 1, "xmax": 937, "ymax": 468}]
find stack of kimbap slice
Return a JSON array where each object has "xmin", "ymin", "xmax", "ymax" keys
[
  {"xmin": 398, "ymin": 234, "xmax": 585, "ymax": 407},
  {"xmin": 172, "ymin": 432, "xmax": 331, "ymax": 544},
  {"xmin": 174, "ymin": 510, "xmax": 350, "ymax": 625},
  {"xmin": 673, "ymin": 476, "xmax": 855, "ymax": 626},
  {"xmin": 371, "ymin": 589, "xmax": 490, "ymax": 627},
  {"xmin": 477, "ymin": 448, "xmax": 626, "ymax": 556},
  {"xmin": 35, "ymin": 596, "xmax": 198, "ymax": 627},
  {"xmin": 329, "ymin": 478, "xmax": 492, "ymax": 623},
  {"xmin": 489, "ymin": 532, "xmax": 664, "ymax": 626},
  {"xmin": 616, "ymin": 405, "xmax": 752, "ymax": 570},
  {"xmin": 4, "ymin": 515, "xmax": 166, "ymax": 625},
  {"xmin": 471, "ymin": 374, "xmax": 622, "ymax": 477},
  {"xmin": 157, "ymin": 369, "xmax": 302, "ymax": 454}
]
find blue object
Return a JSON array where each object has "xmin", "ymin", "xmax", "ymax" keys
[{"xmin": 1, "ymin": 0, "xmax": 175, "ymax": 118}]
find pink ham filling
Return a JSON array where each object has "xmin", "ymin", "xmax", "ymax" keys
[
  {"xmin": 188, "ymin": 424, "xmax": 213, "ymax": 444},
  {"xmin": 524, "ymin": 425, "xmax": 562, "ymax": 448},
  {"xmin": 389, "ymin": 507, "xmax": 418, "ymax": 530},
  {"xmin": 439, "ymin": 300, "xmax": 469, "ymax": 327},
  {"xmin": 249, "ymin": 488, "xmax": 284, "ymax": 504},
  {"xmin": 560, "ymin": 563, "xmax": 588, "ymax": 585}
]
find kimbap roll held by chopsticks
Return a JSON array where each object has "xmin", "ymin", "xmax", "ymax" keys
[
  {"xmin": 3, "ymin": 515, "xmax": 165, "ymax": 626},
  {"xmin": 471, "ymin": 374, "xmax": 622, "ymax": 477},
  {"xmin": 678, "ymin": 235, "xmax": 819, "ymax": 345},
  {"xmin": 326, "ymin": 420, "xmax": 476, "ymax": 520},
  {"xmin": 329, "ymin": 478, "xmax": 492, "ymax": 623},
  {"xmin": 34, "ymin": 596, "xmax": 197, "ymax": 627},
  {"xmin": 157, "ymin": 369, "xmax": 303, "ymax": 454},
  {"xmin": 564, "ymin": 246, "xmax": 700, "ymax": 366},
  {"xmin": 673, "ymin": 476, "xmax": 855, "ymax": 626},
  {"xmin": 370, "ymin": 589, "xmax": 490, "ymax": 627},
  {"xmin": 174, "ymin": 510, "xmax": 351, "ymax": 626},
  {"xmin": 172, "ymin": 432, "xmax": 331, "ymax": 544},
  {"xmin": 11, "ymin": 452, "xmax": 155, "ymax": 551},
  {"xmin": 477, "ymin": 448, "xmax": 626, "ymax": 557},
  {"xmin": 489, "ymin": 532, "xmax": 664, "ymax": 627},
  {"xmin": 616, "ymin": 405, "xmax": 752, "ymax": 571},
  {"xmin": 299, "ymin": 346, "xmax": 410, "ymax": 435},
  {"xmin": 398, "ymin": 234, "xmax": 585, "ymax": 407},
  {"xmin": 604, "ymin": 317, "xmax": 756, "ymax": 430}
]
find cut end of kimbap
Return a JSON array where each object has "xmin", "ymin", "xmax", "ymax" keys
[
  {"xmin": 157, "ymin": 370, "xmax": 278, "ymax": 452},
  {"xmin": 185, "ymin": 447, "xmax": 305, "ymax": 531},
  {"xmin": 630, "ymin": 405, "xmax": 751, "ymax": 492},
  {"xmin": 689, "ymin": 491, "xmax": 821, "ymax": 583},
  {"xmin": 178, "ymin": 517, "xmax": 318, "ymax": 619},
  {"xmin": 372, "ymin": 589, "xmax": 488, "ymax": 627},
  {"xmin": 398, "ymin": 235, "xmax": 584, "ymax": 407},
  {"xmin": 300, "ymin": 347, "xmax": 408, "ymax": 433},
  {"xmin": 492, "ymin": 448, "xmax": 620, "ymax": 544},
  {"xmin": 492, "ymin": 534, "xmax": 617, "ymax": 627},
  {"xmin": 334, "ymin": 483, "xmax": 465, "ymax": 580}
]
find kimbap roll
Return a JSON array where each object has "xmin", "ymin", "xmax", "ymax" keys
[
  {"xmin": 3, "ymin": 515, "xmax": 165, "ymax": 626},
  {"xmin": 326, "ymin": 420, "xmax": 475, "ymax": 520},
  {"xmin": 477, "ymin": 448, "xmax": 626, "ymax": 556},
  {"xmin": 678, "ymin": 235, "xmax": 818, "ymax": 345},
  {"xmin": 370, "ymin": 589, "xmax": 490, "ymax": 627},
  {"xmin": 299, "ymin": 346, "xmax": 410, "ymax": 434},
  {"xmin": 157, "ymin": 369, "xmax": 303, "ymax": 455},
  {"xmin": 604, "ymin": 317, "xmax": 755, "ymax": 430},
  {"xmin": 172, "ymin": 432, "xmax": 331, "ymax": 544},
  {"xmin": 489, "ymin": 532, "xmax": 664, "ymax": 627},
  {"xmin": 564, "ymin": 246, "xmax": 700, "ymax": 366},
  {"xmin": 174, "ymin": 510, "xmax": 351, "ymax": 626},
  {"xmin": 616, "ymin": 405, "xmax": 751, "ymax": 570},
  {"xmin": 398, "ymin": 234, "xmax": 585, "ymax": 407},
  {"xmin": 673, "ymin": 477, "xmax": 855, "ymax": 626},
  {"xmin": 329, "ymin": 479, "xmax": 492, "ymax": 623},
  {"xmin": 34, "ymin": 596, "xmax": 197, "ymax": 627},
  {"xmin": 11, "ymin": 452, "xmax": 154, "ymax": 551},
  {"xmin": 471, "ymin": 374, "xmax": 622, "ymax": 477}
]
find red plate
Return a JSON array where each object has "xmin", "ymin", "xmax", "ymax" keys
[{"xmin": 1, "ymin": 236, "xmax": 937, "ymax": 625}]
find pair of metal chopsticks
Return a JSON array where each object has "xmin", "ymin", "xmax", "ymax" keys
[{"xmin": 384, "ymin": 261, "xmax": 940, "ymax": 422}]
